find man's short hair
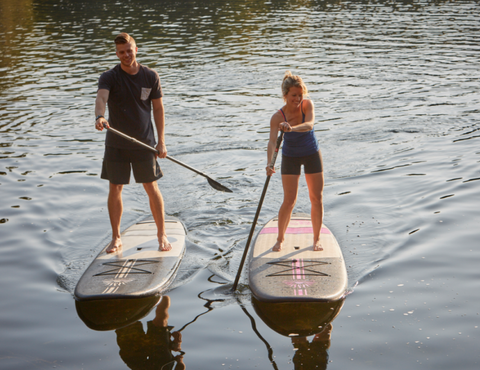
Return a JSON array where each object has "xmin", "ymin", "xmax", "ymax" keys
[{"xmin": 114, "ymin": 33, "xmax": 135, "ymax": 45}]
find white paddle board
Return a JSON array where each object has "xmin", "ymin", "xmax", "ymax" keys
[
  {"xmin": 249, "ymin": 213, "xmax": 347, "ymax": 302},
  {"xmin": 74, "ymin": 216, "xmax": 186, "ymax": 301}
]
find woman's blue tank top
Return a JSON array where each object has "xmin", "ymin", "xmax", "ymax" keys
[{"xmin": 280, "ymin": 102, "xmax": 319, "ymax": 157}]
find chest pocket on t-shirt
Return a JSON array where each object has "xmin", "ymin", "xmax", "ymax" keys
[{"xmin": 141, "ymin": 87, "xmax": 152, "ymax": 101}]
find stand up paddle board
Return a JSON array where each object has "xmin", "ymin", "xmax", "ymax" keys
[
  {"xmin": 249, "ymin": 213, "xmax": 347, "ymax": 302},
  {"xmin": 74, "ymin": 216, "xmax": 186, "ymax": 301}
]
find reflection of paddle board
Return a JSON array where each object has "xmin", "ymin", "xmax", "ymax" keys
[
  {"xmin": 252, "ymin": 296, "xmax": 345, "ymax": 337},
  {"xmin": 249, "ymin": 213, "xmax": 348, "ymax": 302},
  {"xmin": 74, "ymin": 216, "xmax": 186, "ymax": 301},
  {"xmin": 76, "ymin": 295, "xmax": 161, "ymax": 331}
]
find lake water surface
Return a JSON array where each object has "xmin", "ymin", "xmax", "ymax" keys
[{"xmin": 1, "ymin": 0, "xmax": 479, "ymax": 369}]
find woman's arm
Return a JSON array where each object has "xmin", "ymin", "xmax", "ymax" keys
[
  {"xmin": 291, "ymin": 99, "xmax": 315, "ymax": 132},
  {"xmin": 266, "ymin": 112, "xmax": 282, "ymax": 176}
]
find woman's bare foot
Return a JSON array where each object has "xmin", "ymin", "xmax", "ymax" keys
[
  {"xmin": 159, "ymin": 234, "xmax": 172, "ymax": 251},
  {"xmin": 106, "ymin": 238, "xmax": 122, "ymax": 254},
  {"xmin": 272, "ymin": 240, "xmax": 283, "ymax": 252},
  {"xmin": 313, "ymin": 239, "xmax": 323, "ymax": 251}
]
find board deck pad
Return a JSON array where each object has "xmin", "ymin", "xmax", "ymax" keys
[
  {"xmin": 74, "ymin": 216, "xmax": 186, "ymax": 301},
  {"xmin": 249, "ymin": 213, "xmax": 347, "ymax": 302}
]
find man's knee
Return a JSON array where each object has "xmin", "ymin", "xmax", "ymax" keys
[
  {"xmin": 109, "ymin": 183, "xmax": 124, "ymax": 194},
  {"xmin": 143, "ymin": 181, "xmax": 162, "ymax": 198}
]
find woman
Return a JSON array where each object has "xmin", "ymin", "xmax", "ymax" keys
[{"xmin": 266, "ymin": 71, "xmax": 324, "ymax": 252}]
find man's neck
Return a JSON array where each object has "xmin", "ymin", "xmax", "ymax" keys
[{"xmin": 120, "ymin": 61, "xmax": 140, "ymax": 75}]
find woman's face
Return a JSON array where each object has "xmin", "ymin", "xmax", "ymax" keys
[{"xmin": 284, "ymin": 86, "xmax": 304, "ymax": 107}]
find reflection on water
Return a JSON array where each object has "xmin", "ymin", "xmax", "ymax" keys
[
  {"xmin": 248, "ymin": 297, "xmax": 344, "ymax": 370},
  {"xmin": 75, "ymin": 295, "xmax": 161, "ymax": 331},
  {"xmin": 291, "ymin": 325, "xmax": 331, "ymax": 370},
  {"xmin": 251, "ymin": 297, "xmax": 344, "ymax": 338},
  {"xmin": 1, "ymin": 0, "xmax": 480, "ymax": 369},
  {"xmin": 116, "ymin": 296, "xmax": 186, "ymax": 370},
  {"xmin": 77, "ymin": 295, "xmax": 186, "ymax": 369}
]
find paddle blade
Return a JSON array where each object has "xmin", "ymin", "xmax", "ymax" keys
[{"xmin": 207, "ymin": 178, "xmax": 233, "ymax": 193}]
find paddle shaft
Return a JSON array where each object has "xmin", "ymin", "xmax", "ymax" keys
[
  {"xmin": 103, "ymin": 124, "xmax": 232, "ymax": 192},
  {"xmin": 232, "ymin": 131, "xmax": 284, "ymax": 291},
  {"xmin": 104, "ymin": 125, "xmax": 197, "ymax": 173}
]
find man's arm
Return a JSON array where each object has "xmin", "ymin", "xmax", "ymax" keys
[
  {"xmin": 152, "ymin": 97, "xmax": 167, "ymax": 158},
  {"xmin": 95, "ymin": 89, "xmax": 110, "ymax": 131}
]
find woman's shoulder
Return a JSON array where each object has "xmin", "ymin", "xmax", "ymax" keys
[
  {"xmin": 271, "ymin": 108, "xmax": 285, "ymax": 122},
  {"xmin": 302, "ymin": 98, "xmax": 314, "ymax": 109}
]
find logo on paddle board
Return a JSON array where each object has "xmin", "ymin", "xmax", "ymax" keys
[
  {"xmin": 103, "ymin": 278, "xmax": 134, "ymax": 286},
  {"xmin": 266, "ymin": 259, "xmax": 330, "ymax": 296},
  {"xmin": 284, "ymin": 279, "xmax": 315, "ymax": 296},
  {"xmin": 94, "ymin": 259, "xmax": 159, "ymax": 294},
  {"xmin": 94, "ymin": 259, "xmax": 158, "ymax": 278},
  {"xmin": 102, "ymin": 278, "xmax": 135, "ymax": 294}
]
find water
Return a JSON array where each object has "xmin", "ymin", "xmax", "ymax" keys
[{"xmin": 1, "ymin": 0, "xmax": 479, "ymax": 368}]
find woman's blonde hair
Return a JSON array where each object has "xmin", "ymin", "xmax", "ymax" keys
[{"xmin": 282, "ymin": 71, "xmax": 308, "ymax": 99}]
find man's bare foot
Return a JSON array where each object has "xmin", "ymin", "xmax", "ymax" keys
[
  {"xmin": 313, "ymin": 239, "xmax": 323, "ymax": 251},
  {"xmin": 159, "ymin": 234, "xmax": 172, "ymax": 252},
  {"xmin": 272, "ymin": 240, "xmax": 283, "ymax": 252},
  {"xmin": 106, "ymin": 238, "xmax": 122, "ymax": 254}
]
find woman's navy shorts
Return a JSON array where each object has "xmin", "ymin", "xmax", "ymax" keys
[{"xmin": 281, "ymin": 150, "xmax": 323, "ymax": 175}]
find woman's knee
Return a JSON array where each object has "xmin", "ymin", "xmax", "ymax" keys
[
  {"xmin": 309, "ymin": 191, "xmax": 323, "ymax": 207},
  {"xmin": 281, "ymin": 197, "xmax": 297, "ymax": 213}
]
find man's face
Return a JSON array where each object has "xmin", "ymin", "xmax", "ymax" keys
[{"xmin": 115, "ymin": 42, "xmax": 137, "ymax": 68}]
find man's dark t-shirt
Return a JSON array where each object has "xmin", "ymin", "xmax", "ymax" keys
[{"xmin": 98, "ymin": 64, "xmax": 163, "ymax": 149}]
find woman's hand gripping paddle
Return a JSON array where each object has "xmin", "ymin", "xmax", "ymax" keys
[{"xmin": 232, "ymin": 130, "xmax": 284, "ymax": 291}]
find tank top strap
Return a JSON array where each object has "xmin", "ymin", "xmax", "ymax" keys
[
  {"xmin": 280, "ymin": 103, "xmax": 305, "ymax": 123},
  {"xmin": 301, "ymin": 100, "xmax": 305, "ymax": 123}
]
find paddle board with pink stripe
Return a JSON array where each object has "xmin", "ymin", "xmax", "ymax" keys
[
  {"xmin": 249, "ymin": 213, "xmax": 347, "ymax": 302},
  {"xmin": 75, "ymin": 216, "xmax": 186, "ymax": 301}
]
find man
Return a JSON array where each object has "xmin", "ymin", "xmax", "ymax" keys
[{"xmin": 95, "ymin": 32, "xmax": 171, "ymax": 253}]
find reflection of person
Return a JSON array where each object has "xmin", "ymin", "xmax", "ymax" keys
[
  {"xmin": 94, "ymin": 32, "xmax": 171, "ymax": 254},
  {"xmin": 291, "ymin": 323, "xmax": 332, "ymax": 370},
  {"xmin": 115, "ymin": 296, "xmax": 185, "ymax": 370},
  {"xmin": 266, "ymin": 71, "xmax": 324, "ymax": 252}
]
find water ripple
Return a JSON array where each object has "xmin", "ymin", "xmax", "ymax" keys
[{"xmin": 1, "ymin": 1, "xmax": 480, "ymax": 367}]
